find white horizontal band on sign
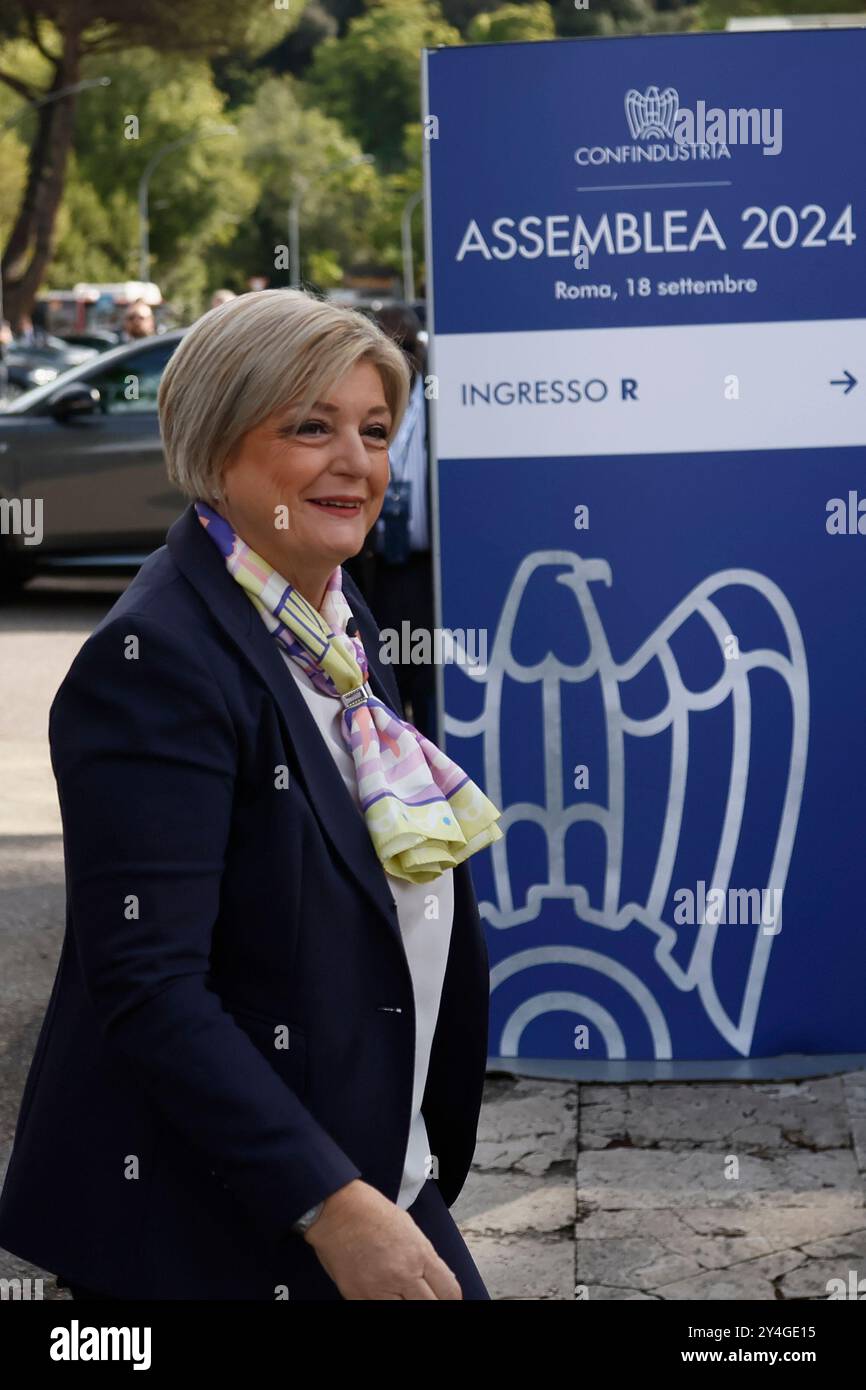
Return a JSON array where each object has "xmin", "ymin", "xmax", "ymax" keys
[{"xmin": 433, "ymin": 319, "xmax": 866, "ymax": 458}]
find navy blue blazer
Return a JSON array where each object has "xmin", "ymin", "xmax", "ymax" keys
[{"xmin": 0, "ymin": 503, "xmax": 490, "ymax": 1299}]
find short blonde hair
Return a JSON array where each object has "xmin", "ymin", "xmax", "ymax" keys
[{"xmin": 158, "ymin": 288, "xmax": 412, "ymax": 499}]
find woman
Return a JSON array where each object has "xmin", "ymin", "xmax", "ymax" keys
[{"xmin": 0, "ymin": 289, "xmax": 502, "ymax": 1300}]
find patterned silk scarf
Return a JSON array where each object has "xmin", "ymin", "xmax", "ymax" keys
[{"xmin": 196, "ymin": 502, "xmax": 502, "ymax": 884}]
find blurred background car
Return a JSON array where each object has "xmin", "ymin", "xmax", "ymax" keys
[
  {"xmin": 2, "ymin": 333, "xmax": 99, "ymax": 405},
  {"xmin": 0, "ymin": 329, "xmax": 185, "ymax": 597},
  {"xmin": 52, "ymin": 330, "xmax": 124, "ymax": 352}
]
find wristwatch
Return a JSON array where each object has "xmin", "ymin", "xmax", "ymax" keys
[{"xmin": 291, "ymin": 1200, "xmax": 325, "ymax": 1236}]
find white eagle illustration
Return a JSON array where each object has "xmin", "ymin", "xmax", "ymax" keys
[{"xmin": 444, "ymin": 552, "xmax": 809, "ymax": 1060}]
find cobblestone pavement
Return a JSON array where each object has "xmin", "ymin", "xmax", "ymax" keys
[
  {"xmin": 3, "ymin": 1069, "xmax": 865, "ymax": 1302},
  {"xmin": 453, "ymin": 1071, "xmax": 866, "ymax": 1300}
]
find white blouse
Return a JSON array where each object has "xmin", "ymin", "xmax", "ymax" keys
[{"xmin": 280, "ymin": 651, "xmax": 455, "ymax": 1209}]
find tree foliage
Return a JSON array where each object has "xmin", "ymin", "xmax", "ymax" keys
[
  {"xmin": 466, "ymin": 2, "xmax": 555, "ymax": 42},
  {"xmin": 306, "ymin": 0, "xmax": 461, "ymax": 171}
]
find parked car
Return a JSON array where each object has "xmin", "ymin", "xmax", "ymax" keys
[
  {"xmin": 53, "ymin": 330, "xmax": 125, "ymax": 352},
  {"xmin": 2, "ymin": 335, "xmax": 99, "ymax": 404},
  {"xmin": 0, "ymin": 331, "xmax": 186, "ymax": 596}
]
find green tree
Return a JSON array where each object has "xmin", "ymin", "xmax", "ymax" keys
[
  {"xmin": 306, "ymin": 0, "xmax": 461, "ymax": 171},
  {"xmin": 59, "ymin": 46, "xmax": 257, "ymax": 313},
  {"xmin": 0, "ymin": 0, "xmax": 297, "ymax": 326},
  {"xmin": 466, "ymin": 1, "xmax": 555, "ymax": 41},
  {"xmin": 551, "ymin": 0, "xmax": 694, "ymax": 35},
  {"xmin": 436, "ymin": 0, "xmax": 502, "ymax": 31},
  {"xmin": 361, "ymin": 121, "xmax": 425, "ymax": 293},
  {"xmin": 256, "ymin": 1, "xmax": 338, "ymax": 80},
  {"xmin": 48, "ymin": 157, "xmax": 138, "ymax": 285},
  {"xmin": 224, "ymin": 75, "xmax": 384, "ymax": 292},
  {"xmin": 0, "ymin": 126, "xmax": 27, "ymax": 253}
]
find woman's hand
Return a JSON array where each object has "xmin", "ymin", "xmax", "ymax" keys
[{"xmin": 303, "ymin": 1179, "xmax": 463, "ymax": 1300}]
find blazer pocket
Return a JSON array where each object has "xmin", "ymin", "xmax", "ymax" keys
[{"xmin": 227, "ymin": 1003, "xmax": 308, "ymax": 1098}]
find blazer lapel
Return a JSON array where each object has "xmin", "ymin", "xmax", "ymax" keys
[{"xmin": 166, "ymin": 504, "xmax": 402, "ymax": 943}]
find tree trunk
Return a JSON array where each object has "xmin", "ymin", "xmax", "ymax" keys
[{"xmin": 1, "ymin": 24, "xmax": 82, "ymax": 331}]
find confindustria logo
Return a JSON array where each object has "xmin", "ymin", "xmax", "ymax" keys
[
  {"xmin": 574, "ymin": 84, "xmax": 782, "ymax": 166},
  {"xmin": 625, "ymin": 85, "xmax": 681, "ymax": 140}
]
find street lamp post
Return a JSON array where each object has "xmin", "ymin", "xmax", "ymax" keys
[
  {"xmin": 288, "ymin": 154, "xmax": 374, "ymax": 290},
  {"xmin": 137, "ymin": 125, "xmax": 237, "ymax": 282},
  {"xmin": 287, "ymin": 178, "xmax": 307, "ymax": 293},
  {"xmin": 401, "ymin": 189, "xmax": 423, "ymax": 303},
  {"xmin": 0, "ymin": 75, "xmax": 111, "ymax": 133}
]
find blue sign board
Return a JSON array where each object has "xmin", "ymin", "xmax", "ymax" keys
[{"xmin": 422, "ymin": 31, "xmax": 866, "ymax": 1060}]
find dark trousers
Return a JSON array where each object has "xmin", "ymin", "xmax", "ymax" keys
[{"xmin": 59, "ymin": 1179, "xmax": 490, "ymax": 1301}]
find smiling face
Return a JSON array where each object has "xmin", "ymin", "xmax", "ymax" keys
[{"xmin": 217, "ymin": 358, "xmax": 392, "ymax": 609}]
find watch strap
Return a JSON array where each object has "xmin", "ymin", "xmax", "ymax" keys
[{"xmin": 291, "ymin": 1199, "xmax": 325, "ymax": 1236}]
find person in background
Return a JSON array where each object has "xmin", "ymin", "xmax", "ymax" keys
[
  {"xmin": 345, "ymin": 303, "xmax": 436, "ymax": 740},
  {"xmin": 211, "ymin": 288, "xmax": 237, "ymax": 309},
  {"xmin": 12, "ymin": 314, "xmax": 44, "ymax": 348},
  {"xmin": 119, "ymin": 299, "xmax": 155, "ymax": 341}
]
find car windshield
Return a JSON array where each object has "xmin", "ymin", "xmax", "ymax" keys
[{"xmin": 1, "ymin": 331, "xmax": 184, "ymax": 414}]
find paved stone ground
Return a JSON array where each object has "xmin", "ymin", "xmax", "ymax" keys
[
  {"xmin": 452, "ymin": 1071, "xmax": 866, "ymax": 1300},
  {"xmin": 3, "ymin": 1043, "xmax": 866, "ymax": 1301}
]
